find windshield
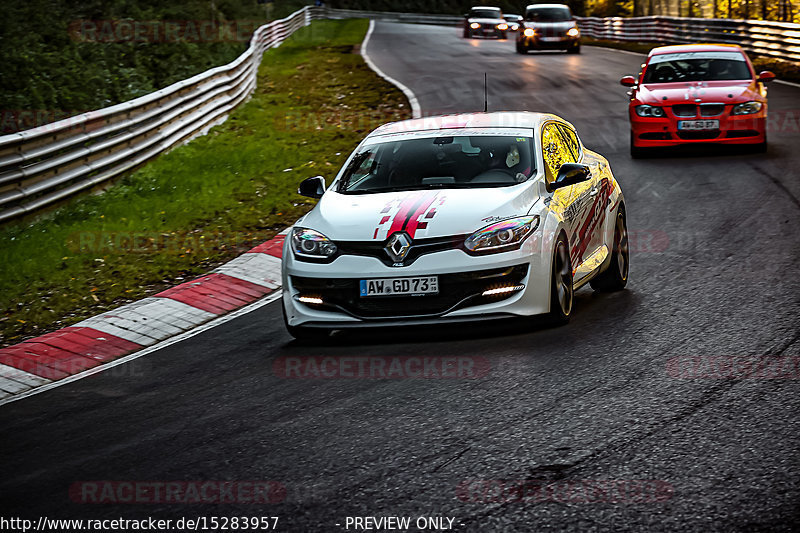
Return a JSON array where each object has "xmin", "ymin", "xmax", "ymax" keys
[
  {"xmin": 337, "ymin": 135, "xmax": 535, "ymax": 194},
  {"xmin": 643, "ymin": 52, "xmax": 752, "ymax": 83},
  {"xmin": 526, "ymin": 7, "xmax": 571, "ymax": 22},
  {"xmin": 470, "ymin": 9, "xmax": 502, "ymax": 18}
]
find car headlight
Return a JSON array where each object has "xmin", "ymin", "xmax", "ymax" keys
[
  {"xmin": 511, "ymin": 23, "xmax": 519, "ymax": 30},
  {"xmin": 635, "ymin": 105, "xmax": 666, "ymax": 118},
  {"xmin": 732, "ymin": 101, "xmax": 763, "ymax": 115},
  {"xmin": 470, "ymin": 22, "xmax": 480, "ymax": 29},
  {"xmin": 498, "ymin": 23, "xmax": 508, "ymax": 30},
  {"xmin": 291, "ymin": 228, "xmax": 337, "ymax": 260},
  {"xmin": 464, "ymin": 216, "xmax": 539, "ymax": 254},
  {"xmin": 523, "ymin": 28, "xmax": 535, "ymax": 37},
  {"xmin": 567, "ymin": 27, "xmax": 580, "ymax": 37}
]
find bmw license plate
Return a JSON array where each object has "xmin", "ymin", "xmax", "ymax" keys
[
  {"xmin": 678, "ymin": 120, "xmax": 719, "ymax": 131},
  {"xmin": 360, "ymin": 276, "xmax": 439, "ymax": 297}
]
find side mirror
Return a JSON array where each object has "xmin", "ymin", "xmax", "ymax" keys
[
  {"xmin": 620, "ymin": 75, "xmax": 637, "ymax": 87},
  {"xmin": 757, "ymin": 71, "xmax": 775, "ymax": 83},
  {"xmin": 552, "ymin": 163, "xmax": 591, "ymax": 190},
  {"xmin": 298, "ymin": 176, "xmax": 326, "ymax": 199}
]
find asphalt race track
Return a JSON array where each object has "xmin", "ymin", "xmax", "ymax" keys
[{"xmin": 1, "ymin": 22, "xmax": 799, "ymax": 532}]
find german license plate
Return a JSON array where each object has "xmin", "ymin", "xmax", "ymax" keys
[
  {"xmin": 359, "ymin": 276, "xmax": 439, "ymax": 297},
  {"xmin": 678, "ymin": 120, "xmax": 719, "ymax": 131}
]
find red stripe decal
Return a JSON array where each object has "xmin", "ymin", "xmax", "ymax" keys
[{"xmin": 405, "ymin": 192, "xmax": 439, "ymax": 238}]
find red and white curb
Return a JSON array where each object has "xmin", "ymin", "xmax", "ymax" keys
[{"xmin": 0, "ymin": 229, "xmax": 288, "ymax": 404}]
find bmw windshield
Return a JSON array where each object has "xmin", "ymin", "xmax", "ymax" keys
[
  {"xmin": 470, "ymin": 9, "xmax": 503, "ymax": 18},
  {"xmin": 526, "ymin": 7, "xmax": 571, "ymax": 22},
  {"xmin": 643, "ymin": 51, "xmax": 752, "ymax": 83},
  {"xmin": 336, "ymin": 134, "xmax": 536, "ymax": 194}
]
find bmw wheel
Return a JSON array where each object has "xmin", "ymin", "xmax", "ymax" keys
[
  {"xmin": 590, "ymin": 209, "xmax": 629, "ymax": 292},
  {"xmin": 567, "ymin": 43, "xmax": 581, "ymax": 54},
  {"xmin": 547, "ymin": 234, "xmax": 573, "ymax": 325},
  {"xmin": 630, "ymin": 131, "xmax": 649, "ymax": 159},
  {"xmin": 516, "ymin": 41, "xmax": 527, "ymax": 54}
]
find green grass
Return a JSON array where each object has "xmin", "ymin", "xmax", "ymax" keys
[
  {"xmin": 583, "ymin": 37, "xmax": 800, "ymax": 83},
  {"xmin": 0, "ymin": 18, "xmax": 411, "ymax": 346}
]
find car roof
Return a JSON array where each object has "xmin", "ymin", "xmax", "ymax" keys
[
  {"xmin": 471, "ymin": 6, "xmax": 502, "ymax": 10},
  {"xmin": 649, "ymin": 43, "xmax": 745, "ymax": 56},
  {"xmin": 525, "ymin": 3, "xmax": 571, "ymax": 9},
  {"xmin": 368, "ymin": 112, "xmax": 564, "ymax": 137}
]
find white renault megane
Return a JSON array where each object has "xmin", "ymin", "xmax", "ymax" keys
[{"xmin": 282, "ymin": 112, "xmax": 628, "ymax": 339}]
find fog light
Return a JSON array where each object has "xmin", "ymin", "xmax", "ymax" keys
[
  {"xmin": 482, "ymin": 285, "xmax": 525, "ymax": 297},
  {"xmin": 298, "ymin": 296, "xmax": 323, "ymax": 305}
]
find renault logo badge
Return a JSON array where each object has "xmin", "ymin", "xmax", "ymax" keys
[{"xmin": 385, "ymin": 232, "xmax": 412, "ymax": 263}]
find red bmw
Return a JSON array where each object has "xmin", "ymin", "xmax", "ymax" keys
[{"xmin": 621, "ymin": 44, "xmax": 775, "ymax": 158}]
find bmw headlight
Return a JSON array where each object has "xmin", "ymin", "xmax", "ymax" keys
[
  {"xmin": 498, "ymin": 23, "xmax": 509, "ymax": 30},
  {"xmin": 567, "ymin": 27, "xmax": 580, "ymax": 37},
  {"xmin": 635, "ymin": 105, "xmax": 666, "ymax": 118},
  {"xmin": 470, "ymin": 22, "xmax": 480, "ymax": 29},
  {"xmin": 291, "ymin": 228, "xmax": 337, "ymax": 260},
  {"xmin": 464, "ymin": 216, "xmax": 539, "ymax": 254},
  {"xmin": 523, "ymin": 28, "xmax": 535, "ymax": 37},
  {"xmin": 732, "ymin": 101, "xmax": 763, "ymax": 115}
]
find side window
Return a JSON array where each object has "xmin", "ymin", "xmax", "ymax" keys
[
  {"xmin": 541, "ymin": 123, "xmax": 575, "ymax": 183},
  {"xmin": 557, "ymin": 124, "xmax": 582, "ymax": 161}
]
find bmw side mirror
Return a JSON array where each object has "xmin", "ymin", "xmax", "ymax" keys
[
  {"xmin": 298, "ymin": 176, "xmax": 326, "ymax": 199},
  {"xmin": 552, "ymin": 163, "xmax": 590, "ymax": 190},
  {"xmin": 757, "ymin": 71, "xmax": 775, "ymax": 83},
  {"xmin": 620, "ymin": 75, "xmax": 637, "ymax": 87}
]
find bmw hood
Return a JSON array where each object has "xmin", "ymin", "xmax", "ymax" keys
[
  {"xmin": 297, "ymin": 184, "xmax": 540, "ymax": 242},
  {"xmin": 527, "ymin": 21, "xmax": 576, "ymax": 31},
  {"xmin": 636, "ymin": 80, "xmax": 758, "ymax": 106},
  {"xmin": 469, "ymin": 17, "xmax": 506, "ymax": 25}
]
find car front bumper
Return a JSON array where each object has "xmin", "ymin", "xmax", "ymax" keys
[
  {"xmin": 630, "ymin": 108, "xmax": 766, "ymax": 147},
  {"xmin": 282, "ymin": 234, "xmax": 552, "ymax": 328}
]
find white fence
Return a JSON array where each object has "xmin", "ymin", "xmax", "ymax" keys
[
  {"xmin": 576, "ymin": 15, "xmax": 800, "ymax": 63},
  {"xmin": 0, "ymin": 6, "xmax": 325, "ymax": 223},
  {"xmin": 1, "ymin": 7, "xmax": 798, "ymax": 223}
]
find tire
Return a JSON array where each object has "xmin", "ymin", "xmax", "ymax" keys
[
  {"xmin": 499, "ymin": 31, "xmax": 507, "ymax": 40},
  {"xmin": 283, "ymin": 304, "xmax": 330, "ymax": 343},
  {"xmin": 516, "ymin": 41, "xmax": 527, "ymax": 54},
  {"xmin": 590, "ymin": 209, "xmax": 629, "ymax": 292},
  {"xmin": 567, "ymin": 44, "xmax": 581, "ymax": 54},
  {"xmin": 752, "ymin": 132, "xmax": 767, "ymax": 153},
  {"xmin": 546, "ymin": 234, "xmax": 573, "ymax": 325}
]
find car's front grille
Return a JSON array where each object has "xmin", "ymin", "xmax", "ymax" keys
[
  {"xmin": 639, "ymin": 132, "xmax": 671, "ymax": 140},
  {"xmin": 676, "ymin": 130, "xmax": 721, "ymax": 140},
  {"xmin": 292, "ymin": 264, "xmax": 529, "ymax": 319},
  {"xmin": 336, "ymin": 235, "xmax": 467, "ymax": 267},
  {"xmin": 672, "ymin": 104, "xmax": 697, "ymax": 117},
  {"xmin": 700, "ymin": 104, "xmax": 726, "ymax": 116}
]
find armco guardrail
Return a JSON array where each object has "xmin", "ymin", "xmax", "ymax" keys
[
  {"xmin": 0, "ymin": 6, "xmax": 326, "ymax": 223},
  {"xmin": 575, "ymin": 15, "xmax": 800, "ymax": 63},
  {"xmin": 3, "ymin": 8, "xmax": 798, "ymax": 223}
]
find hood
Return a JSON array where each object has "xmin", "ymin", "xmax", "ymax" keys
[
  {"xmin": 636, "ymin": 80, "xmax": 759, "ymax": 106},
  {"xmin": 525, "ymin": 21, "xmax": 576, "ymax": 30},
  {"xmin": 298, "ymin": 183, "xmax": 540, "ymax": 242},
  {"xmin": 469, "ymin": 17, "xmax": 506, "ymax": 24}
]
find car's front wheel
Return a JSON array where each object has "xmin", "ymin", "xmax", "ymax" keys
[
  {"xmin": 630, "ymin": 132, "xmax": 650, "ymax": 159},
  {"xmin": 567, "ymin": 43, "xmax": 581, "ymax": 54},
  {"xmin": 516, "ymin": 40, "xmax": 527, "ymax": 54},
  {"xmin": 590, "ymin": 209, "xmax": 629, "ymax": 292},
  {"xmin": 546, "ymin": 234, "xmax": 573, "ymax": 325}
]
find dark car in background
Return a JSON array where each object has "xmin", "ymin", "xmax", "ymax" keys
[
  {"xmin": 464, "ymin": 6, "xmax": 508, "ymax": 39},
  {"xmin": 504, "ymin": 14, "xmax": 523, "ymax": 32},
  {"xmin": 517, "ymin": 3, "xmax": 580, "ymax": 54}
]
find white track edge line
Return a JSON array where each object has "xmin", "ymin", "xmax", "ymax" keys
[
  {"xmin": 0, "ymin": 291, "xmax": 283, "ymax": 408},
  {"xmin": 361, "ymin": 19, "xmax": 422, "ymax": 119}
]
